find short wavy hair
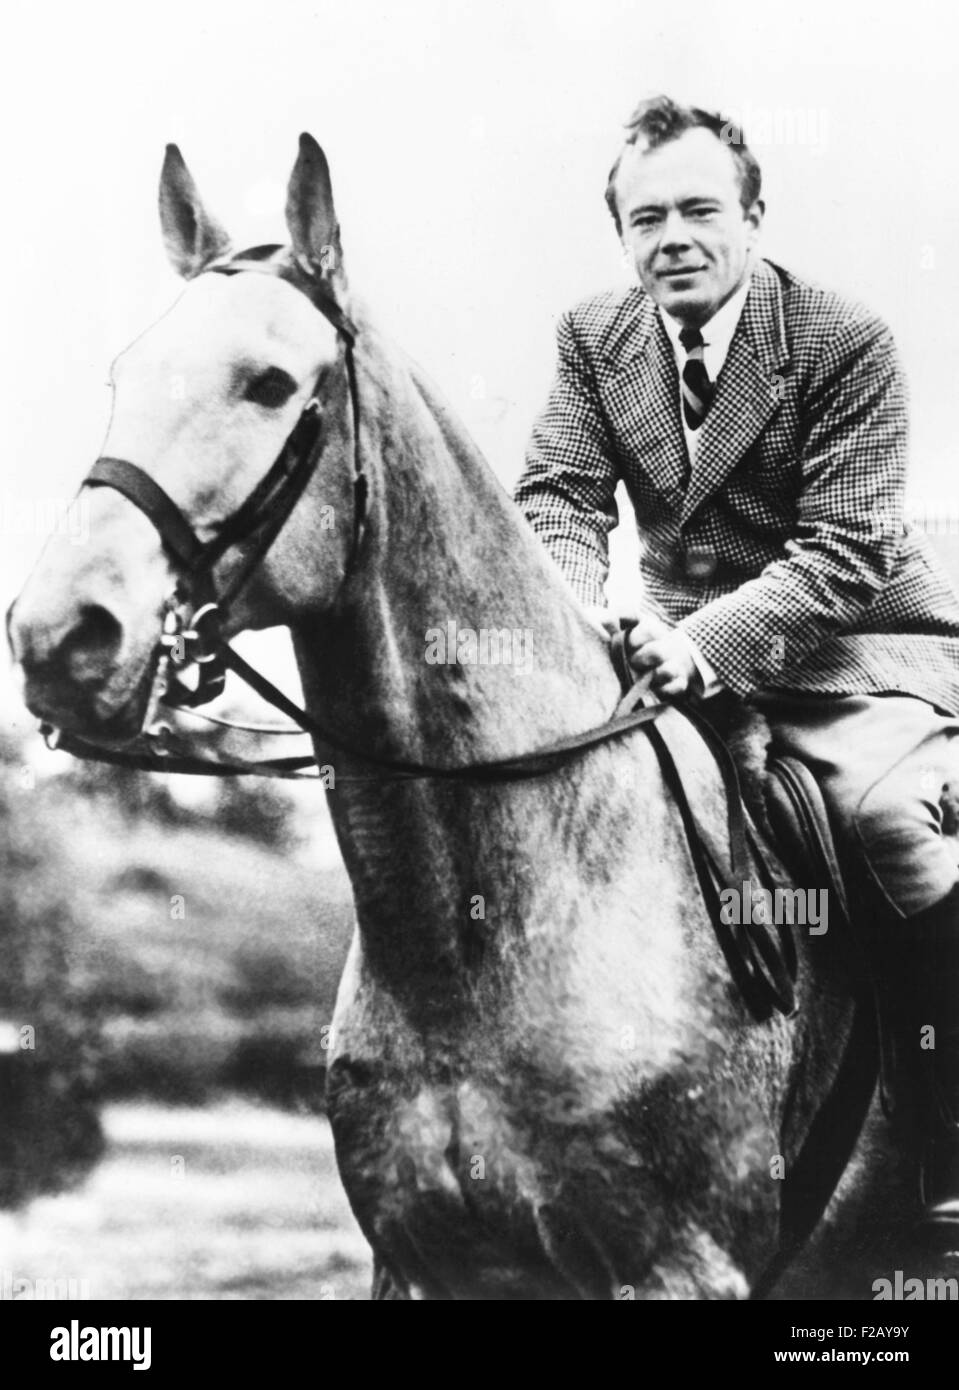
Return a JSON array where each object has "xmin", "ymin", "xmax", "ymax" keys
[{"xmin": 604, "ymin": 95, "xmax": 763, "ymax": 235}]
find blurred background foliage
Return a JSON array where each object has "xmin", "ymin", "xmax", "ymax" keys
[{"xmin": 0, "ymin": 725, "xmax": 353, "ymax": 1208}]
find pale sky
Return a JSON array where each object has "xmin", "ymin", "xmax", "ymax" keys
[{"xmin": 4, "ymin": 0, "xmax": 959, "ymax": 728}]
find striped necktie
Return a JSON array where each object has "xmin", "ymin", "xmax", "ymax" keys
[{"xmin": 679, "ymin": 325, "xmax": 715, "ymax": 430}]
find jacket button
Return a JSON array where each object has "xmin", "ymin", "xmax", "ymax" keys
[{"xmin": 684, "ymin": 546, "xmax": 717, "ymax": 580}]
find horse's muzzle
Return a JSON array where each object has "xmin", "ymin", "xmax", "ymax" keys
[{"xmin": 8, "ymin": 593, "xmax": 155, "ymax": 742}]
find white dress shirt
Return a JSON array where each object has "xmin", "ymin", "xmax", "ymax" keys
[
  {"xmin": 586, "ymin": 280, "xmax": 753, "ymax": 696},
  {"xmin": 652, "ymin": 278, "xmax": 753, "ymax": 696},
  {"xmin": 659, "ymin": 276, "xmax": 752, "ymax": 465}
]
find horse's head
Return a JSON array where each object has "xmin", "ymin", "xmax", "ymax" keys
[{"xmin": 8, "ymin": 135, "xmax": 362, "ymax": 742}]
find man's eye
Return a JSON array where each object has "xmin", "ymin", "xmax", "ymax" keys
[
  {"xmin": 244, "ymin": 368, "xmax": 298, "ymax": 408},
  {"xmin": 688, "ymin": 207, "xmax": 717, "ymax": 219},
  {"xmin": 632, "ymin": 217, "xmax": 659, "ymax": 231}
]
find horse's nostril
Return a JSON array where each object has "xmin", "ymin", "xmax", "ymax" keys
[{"xmin": 61, "ymin": 604, "xmax": 124, "ymax": 685}]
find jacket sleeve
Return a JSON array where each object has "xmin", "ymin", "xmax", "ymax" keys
[
  {"xmin": 677, "ymin": 311, "xmax": 908, "ymax": 696},
  {"xmin": 513, "ymin": 310, "xmax": 621, "ymax": 609}
]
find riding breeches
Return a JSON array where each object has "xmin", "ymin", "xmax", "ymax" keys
[{"xmin": 750, "ymin": 692, "xmax": 959, "ymax": 920}]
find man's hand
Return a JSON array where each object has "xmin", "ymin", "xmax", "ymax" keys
[{"xmin": 626, "ymin": 615, "xmax": 700, "ymax": 697}]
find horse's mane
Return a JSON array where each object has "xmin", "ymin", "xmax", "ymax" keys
[{"xmin": 403, "ymin": 354, "xmax": 497, "ymax": 486}]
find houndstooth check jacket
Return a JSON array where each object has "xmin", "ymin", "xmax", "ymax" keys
[{"xmin": 514, "ymin": 257, "xmax": 959, "ymax": 715}]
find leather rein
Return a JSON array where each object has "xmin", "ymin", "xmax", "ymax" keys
[{"xmin": 43, "ymin": 247, "xmax": 796, "ymax": 1021}]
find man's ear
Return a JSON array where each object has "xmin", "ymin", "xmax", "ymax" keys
[
  {"xmin": 285, "ymin": 133, "xmax": 345, "ymax": 286},
  {"xmin": 159, "ymin": 145, "xmax": 232, "ymax": 279}
]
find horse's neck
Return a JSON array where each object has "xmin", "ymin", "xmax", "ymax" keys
[
  {"xmin": 294, "ymin": 323, "xmax": 620, "ymax": 765},
  {"xmin": 291, "ymin": 322, "xmax": 639, "ymax": 966}
]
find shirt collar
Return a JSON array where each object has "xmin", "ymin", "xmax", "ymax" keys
[{"xmin": 659, "ymin": 276, "xmax": 752, "ymax": 362}]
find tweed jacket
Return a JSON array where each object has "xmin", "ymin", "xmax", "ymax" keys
[{"xmin": 515, "ymin": 258, "xmax": 959, "ymax": 715}]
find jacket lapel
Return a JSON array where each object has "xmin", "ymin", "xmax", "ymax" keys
[
  {"xmin": 680, "ymin": 260, "xmax": 792, "ymax": 525},
  {"xmin": 602, "ymin": 293, "xmax": 689, "ymax": 500},
  {"xmin": 603, "ymin": 261, "xmax": 792, "ymax": 519}
]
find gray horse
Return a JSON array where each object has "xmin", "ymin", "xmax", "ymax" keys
[{"xmin": 8, "ymin": 136, "xmax": 953, "ymax": 1299}]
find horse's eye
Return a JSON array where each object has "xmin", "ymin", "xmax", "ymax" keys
[{"xmin": 244, "ymin": 367, "xmax": 298, "ymax": 409}]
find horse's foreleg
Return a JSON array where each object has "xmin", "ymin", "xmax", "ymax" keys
[
  {"xmin": 630, "ymin": 1224, "xmax": 751, "ymax": 1300},
  {"xmin": 371, "ymin": 1255, "xmax": 411, "ymax": 1300}
]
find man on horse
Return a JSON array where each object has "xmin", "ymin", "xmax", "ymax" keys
[{"xmin": 514, "ymin": 93, "xmax": 959, "ymax": 1244}]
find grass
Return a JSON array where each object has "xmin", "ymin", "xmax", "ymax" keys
[
  {"xmin": 1, "ymin": 743, "xmax": 371, "ymax": 1295},
  {"xmin": 0, "ymin": 1100, "xmax": 372, "ymax": 1301}
]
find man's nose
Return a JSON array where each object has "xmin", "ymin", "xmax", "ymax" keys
[{"xmin": 659, "ymin": 210, "xmax": 693, "ymax": 253}]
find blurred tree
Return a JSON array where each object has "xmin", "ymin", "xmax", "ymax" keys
[
  {"xmin": 68, "ymin": 756, "xmax": 187, "ymax": 825},
  {"xmin": 0, "ymin": 739, "xmax": 105, "ymax": 1207},
  {"xmin": 213, "ymin": 776, "xmax": 303, "ymax": 849}
]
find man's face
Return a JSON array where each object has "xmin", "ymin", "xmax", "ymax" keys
[{"xmin": 614, "ymin": 127, "xmax": 763, "ymax": 327}]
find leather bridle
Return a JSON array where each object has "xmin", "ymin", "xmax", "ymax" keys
[
  {"xmin": 84, "ymin": 248, "xmax": 367, "ymax": 715},
  {"xmin": 41, "ymin": 247, "xmax": 373, "ymax": 775}
]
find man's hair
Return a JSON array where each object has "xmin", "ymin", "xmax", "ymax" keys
[{"xmin": 604, "ymin": 95, "xmax": 763, "ymax": 234}]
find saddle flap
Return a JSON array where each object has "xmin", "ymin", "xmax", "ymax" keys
[{"xmin": 764, "ymin": 755, "xmax": 852, "ymax": 934}]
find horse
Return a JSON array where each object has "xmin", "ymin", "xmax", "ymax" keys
[{"xmin": 7, "ymin": 135, "xmax": 954, "ymax": 1300}]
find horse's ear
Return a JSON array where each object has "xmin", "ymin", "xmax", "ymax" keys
[
  {"xmin": 159, "ymin": 144, "xmax": 231, "ymax": 279},
  {"xmin": 285, "ymin": 133, "xmax": 345, "ymax": 285}
]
